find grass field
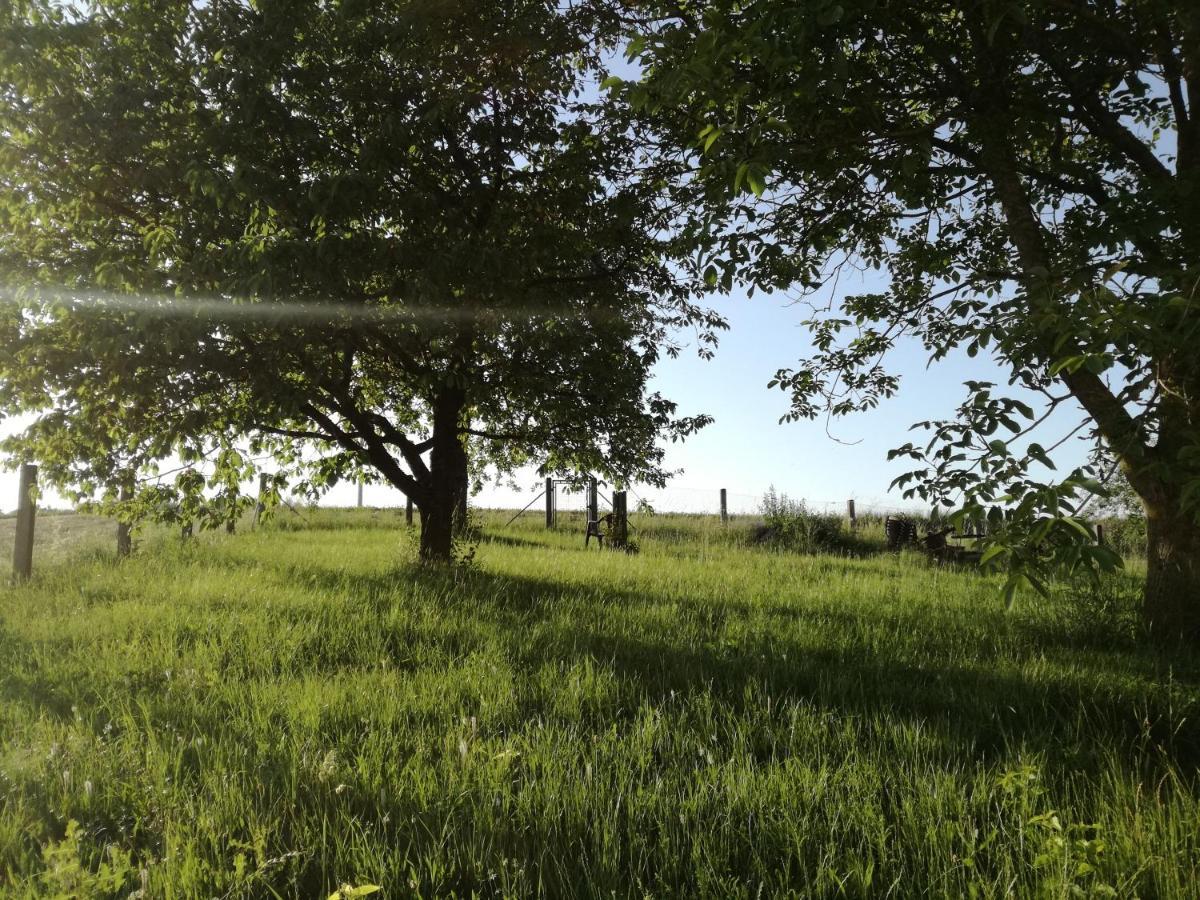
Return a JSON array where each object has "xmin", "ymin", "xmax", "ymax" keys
[
  {"xmin": 1, "ymin": 508, "xmax": 1197, "ymax": 897},
  {"xmin": 0, "ymin": 511, "xmax": 116, "ymax": 565}
]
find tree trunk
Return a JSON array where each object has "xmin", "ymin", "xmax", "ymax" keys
[
  {"xmin": 1122, "ymin": 370, "xmax": 1200, "ymax": 642},
  {"xmin": 116, "ymin": 483, "xmax": 133, "ymax": 558},
  {"xmin": 418, "ymin": 388, "xmax": 469, "ymax": 563},
  {"xmin": 1142, "ymin": 496, "xmax": 1200, "ymax": 641}
]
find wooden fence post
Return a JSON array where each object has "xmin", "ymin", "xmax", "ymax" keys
[
  {"xmin": 116, "ymin": 483, "xmax": 133, "ymax": 558},
  {"xmin": 545, "ymin": 477, "xmax": 554, "ymax": 529},
  {"xmin": 720, "ymin": 488, "xmax": 728, "ymax": 524},
  {"xmin": 12, "ymin": 463, "xmax": 36, "ymax": 582},
  {"xmin": 406, "ymin": 496, "xmax": 414, "ymax": 526},
  {"xmin": 1096, "ymin": 523, "xmax": 1105, "ymax": 545},
  {"xmin": 846, "ymin": 498, "xmax": 857, "ymax": 531},
  {"xmin": 587, "ymin": 476, "xmax": 598, "ymax": 523},
  {"xmin": 613, "ymin": 490, "xmax": 628, "ymax": 546},
  {"xmin": 253, "ymin": 472, "xmax": 269, "ymax": 528}
]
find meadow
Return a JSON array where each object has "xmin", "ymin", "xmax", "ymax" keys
[{"xmin": 0, "ymin": 508, "xmax": 1197, "ymax": 897}]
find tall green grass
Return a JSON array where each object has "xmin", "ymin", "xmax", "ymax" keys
[{"xmin": 0, "ymin": 509, "xmax": 1196, "ymax": 897}]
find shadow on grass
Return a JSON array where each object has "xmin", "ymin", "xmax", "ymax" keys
[
  {"xmin": 7, "ymin": 544, "xmax": 1196, "ymax": 778},
  {"xmin": 478, "ymin": 532, "xmax": 565, "ymax": 551},
  {"xmin": 0, "ymin": 618, "xmax": 79, "ymax": 720},
  {"xmin": 6, "ymin": 544, "xmax": 1197, "ymax": 900},
  {"xmin": 233, "ymin": 553, "xmax": 1200, "ymax": 775}
]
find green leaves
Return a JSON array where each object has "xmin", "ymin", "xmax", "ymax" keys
[
  {"xmin": 698, "ymin": 124, "xmax": 723, "ymax": 153},
  {"xmin": 733, "ymin": 161, "xmax": 769, "ymax": 197},
  {"xmin": 1026, "ymin": 444, "xmax": 1055, "ymax": 470},
  {"xmin": 0, "ymin": 0, "xmax": 720, "ymax": 534},
  {"xmin": 627, "ymin": 0, "xmax": 1200, "ymax": 619}
]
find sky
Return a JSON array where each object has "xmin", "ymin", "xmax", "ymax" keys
[
  {"xmin": 479, "ymin": 270, "xmax": 1095, "ymax": 518},
  {"xmin": 0, "ymin": 269, "xmax": 1096, "ymax": 519}
]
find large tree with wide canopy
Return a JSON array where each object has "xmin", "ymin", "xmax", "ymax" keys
[{"xmin": 0, "ymin": 0, "xmax": 720, "ymax": 560}]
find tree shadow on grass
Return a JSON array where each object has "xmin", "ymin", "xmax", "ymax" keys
[
  {"xmin": 477, "ymin": 532, "xmax": 558, "ymax": 551},
  {"xmin": 12, "ymin": 545, "xmax": 1193, "ymax": 778},
  {"xmin": 6, "ymin": 551, "xmax": 1199, "ymax": 900},
  {"xmin": 240, "ymin": 555, "xmax": 1200, "ymax": 774},
  {"xmin": 0, "ymin": 621, "xmax": 78, "ymax": 721}
]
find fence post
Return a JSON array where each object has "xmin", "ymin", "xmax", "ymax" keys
[
  {"xmin": 406, "ymin": 496, "xmax": 414, "ymax": 526},
  {"xmin": 545, "ymin": 477, "xmax": 554, "ymax": 529},
  {"xmin": 846, "ymin": 499, "xmax": 857, "ymax": 531},
  {"xmin": 587, "ymin": 476, "xmax": 598, "ymax": 523},
  {"xmin": 613, "ymin": 490, "xmax": 628, "ymax": 546},
  {"xmin": 116, "ymin": 483, "xmax": 133, "ymax": 558},
  {"xmin": 1096, "ymin": 523, "xmax": 1105, "ymax": 545},
  {"xmin": 12, "ymin": 463, "xmax": 36, "ymax": 582},
  {"xmin": 253, "ymin": 472, "xmax": 269, "ymax": 528},
  {"xmin": 720, "ymin": 488, "xmax": 728, "ymax": 524}
]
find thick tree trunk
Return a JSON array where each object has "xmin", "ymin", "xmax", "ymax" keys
[
  {"xmin": 1142, "ymin": 496, "xmax": 1200, "ymax": 641},
  {"xmin": 418, "ymin": 499, "xmax": 455, "ymax": 563},
  {"xmin": 418, "ymin": 388, "xmax": 469, "ymax": 563}
]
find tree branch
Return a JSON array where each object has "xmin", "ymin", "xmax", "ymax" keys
[
  {"xmin": 254, "ymin": 423, "xmax": 358, "ymax": 443},
  {"xmin": 320, "ymin": 390, "xmax": 428, "ymax": 501},
  {"xmin": 1035, "ymin": 49, "xmax": 1174, "ymax": 184}
]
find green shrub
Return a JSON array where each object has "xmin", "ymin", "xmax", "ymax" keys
[
  {"xmin": 758, "ymin": 487, "xmax": 852, "ymax": 553},
  {"xmin": 1093, "ymin": 515, "xmax": 1146, "ymax": 560}
]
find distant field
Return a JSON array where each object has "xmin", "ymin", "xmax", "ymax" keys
[
  {"xmin": 0, "ymin": 511, "xmax": 116, "ymax": 565},
  {"xmin": 0, "ymin": 509, "xmax": 1195, "ymax": 897}
]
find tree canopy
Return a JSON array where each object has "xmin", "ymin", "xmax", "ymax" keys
[
  {"xmin": 626, "ymin": 0, "xmax": 1200, "ymax": 637},
  {"xmin": 0, "ymin": 0, "xmax": 720, "ymax": 560}
]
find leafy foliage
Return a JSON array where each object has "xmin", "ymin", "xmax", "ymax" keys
[
  {"xmin": 0, "ymin": 0, "xmax": 721, "ymax": 559},
  {"xmin": 626, "ymin": 0, "xmax": 1200, "ymax": 633}
]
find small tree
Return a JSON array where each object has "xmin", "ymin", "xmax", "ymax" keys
[
  {"xmin": 0, "ymin": 0, "xmax": 719, "ymax": 560},
  {"xmin": 628, "ymin": 0, "xmax": 1200, "ymax": 637}
]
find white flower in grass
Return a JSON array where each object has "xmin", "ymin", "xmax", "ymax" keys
[{"xmin": 316, "ymin": 749, "xmax": 339, "ymax": 783}]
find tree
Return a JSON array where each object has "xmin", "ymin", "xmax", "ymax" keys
[
  {"xmin": 0, "ymin": 0, "xmax": 719, "ymax": 561},
  {"xmin": 626, "ymin": 0, "xmax": 1200, "ymax": 638}
]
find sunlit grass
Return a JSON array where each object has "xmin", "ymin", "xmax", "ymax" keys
[
  {"xmin": 0, "ymin": 511, "xmax": 115, "ymax": 565},
  {"xmin": 0, "ymin": 509, "xmax": 1196, "ymax": 897}
]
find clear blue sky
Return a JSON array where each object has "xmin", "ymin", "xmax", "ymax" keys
[{"xmin": 1, "ymin": 270, "xmax": 1095, "ymax": 517}]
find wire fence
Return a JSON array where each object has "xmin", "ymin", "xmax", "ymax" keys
[
  {"xmin": 338, "ymin": 478, "xmax": 930, "ymax": 521},
  {"xmin": 476, "ymin": 480, "xmax": 927, "ymax": 522},
  {"xmin": 4, "ymin": 458, "xmax": 936, "ymax": 582},
  {"xmin": 7, "ymin": 457, "xmax": 1135, "ymax": 582}
]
